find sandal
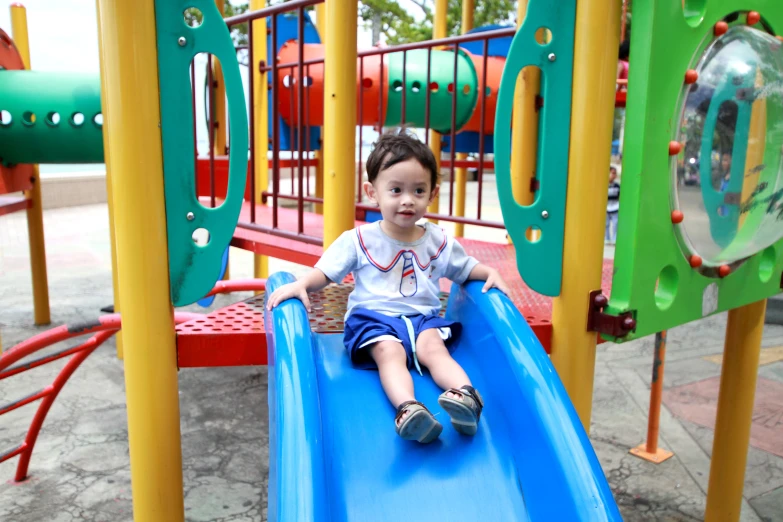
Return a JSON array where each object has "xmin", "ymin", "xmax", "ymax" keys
[
  {"xmin": 395, "ymin": 400, "xmax": 443, "ymax": 443},
  {"xmin": 437, "ymin": 385, "xmax": 484, "ymax": 436}
]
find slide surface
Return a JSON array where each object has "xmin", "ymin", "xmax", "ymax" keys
[{"xmin": 264, "ymin": 272, "xmax": 622, "ymax": 521}]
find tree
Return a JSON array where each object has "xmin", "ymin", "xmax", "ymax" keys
[{"xmin": 360, "ymin": 0, "xmax": 516, "ymax": 45}]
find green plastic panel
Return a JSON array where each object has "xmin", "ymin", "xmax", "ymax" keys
[
  {"xmin": 384, "ymin": 49, "xmax": 478, "ymax": 133},
  {"xmin": 606, "ymin": 2, "xmax": 783, "ymax": 342},
  {"xmin": 155, "ymin": 0, "xmax": 248, "ymax": 307},
  {"xmin": 493, "ymin": 0, "xmax": 576, "ymax": 297},
  {"xmin": 0, "ymin": 71, "xmax": 104, "ymax": 164}
]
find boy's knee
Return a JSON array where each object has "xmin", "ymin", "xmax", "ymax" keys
[
  {"xmin": 415, "ymin": 334, "xmax": 449, "ymax": 366},
  {"xmin": 370, "ymin": 341, "xmax": 407, "ymax": 365}
]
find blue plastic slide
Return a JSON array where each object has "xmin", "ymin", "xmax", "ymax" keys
[{"xmin": 263, "ymin": 272, "xmax": 622, "ymax": 521}]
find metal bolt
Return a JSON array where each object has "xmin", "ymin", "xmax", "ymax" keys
[
  {"xmin": 548, "ymin": 53, "xmax": 556, "ymax": 62},
  {"xmin": 186, "ymin": 212, "xmax": 195, "ymax": 221},
  {"xmin": 541, "ymin": 210, "xmax": 549, "ymax": 219},
  {"xmin": 178, "ymin": 36, "xmax": 187, "ymax": 47}
]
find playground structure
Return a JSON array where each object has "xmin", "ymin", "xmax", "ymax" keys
[{"xmin": 0, "ymin": 0, "xmax": 781, "ymax": 521}]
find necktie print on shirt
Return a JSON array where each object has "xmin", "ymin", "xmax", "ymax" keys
[{"xmin": 399, "ymin": 252, "xmax": 417, "ymax": 297}]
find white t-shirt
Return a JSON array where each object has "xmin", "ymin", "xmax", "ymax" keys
[{"xmin": 315, "ymin": 222, "xmax": 480, "ymax": 319}]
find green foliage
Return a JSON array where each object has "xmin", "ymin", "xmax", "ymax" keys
[
  {"xmin": 360, "ymin": 0, "xmax": 516, "ymax": 45},
  {"xmin": 184, "ymin": 2, "xmax": 249, "ymax": 46}
]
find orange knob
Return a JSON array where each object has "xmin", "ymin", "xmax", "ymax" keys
[
  {"xmin": 718, "ymin": 265, "xmax": 731, "ymax": 278},
  {"xmin": 671, "ymin": 210, "xmax": 684, "ymax": 224},
  {"xmin": 684, "ymin": 70, "xmax": 699, "ymax": 84},
  {"xmin": 714, "ymin": 21, "xmax": 729, "ymax": 36},
  {"xmin": 689, "ymin": 255, "xmax": 703, "ymax": 268},
  {"xmin": 747, "ymin": 11, "xmax": 761, "ymax": 25},
  {"xmin": 668, "ymin": 141, "xmax": 682, "ymax": 155}
]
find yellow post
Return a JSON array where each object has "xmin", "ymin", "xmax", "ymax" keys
[
  {"xmin": 739, "ymin": 69, "xmax": 766, "ymax": 229},
  {"xmin": 550, "ymin": 0, "xmax": 620, "ymax": 430},
  {"xmin": 704, "ymin": 299, "xmax": 767, "ymax": 521},
  {"xmin": 427, "ymin": 0, "xmax": 448, "ymax": 221},
  {"xmin": 96, "ymin": 1, "xmax": 184, "ymax": 520},
  {"xmin": 252, "ymin": 0, "xmax": 269, "ymax": 280},
  {"xmin": 10, "ymin": 4, "xmax": 50, "ymax": 327},
  {"xmin": 323, "ymin": 0, "xmax": 357, "ymax": 247},
  {"xmin": 95, "ymin": 0, "xmax": 123, "ymax": 359},
  {"xmin": 512, "ymin": 0, "xmax": 541, "ymax": 221},
  {"xmin": 453, "ymin": 0, "xmax": 473, "ymax": 237},
  {"xmin": 314, "ymin": 4, "xmax": 326, "ymax": 215}
]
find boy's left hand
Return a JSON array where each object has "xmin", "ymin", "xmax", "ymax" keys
[{"xmin": 482, "ymin": 268, "xmax": 510, "ymax": 295}]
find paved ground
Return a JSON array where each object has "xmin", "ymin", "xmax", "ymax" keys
[{"xmin": 1, "ymin": 201, "xmax": 783, "ymax": 521}]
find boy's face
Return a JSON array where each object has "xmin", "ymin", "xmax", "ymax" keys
[
  {"xmin": 363, "ymin": 157, "xmax": 439, "ymax": 230},
  {"xmin": 609, "ymin": 168, "xmax": 617, "ymax": 182}
]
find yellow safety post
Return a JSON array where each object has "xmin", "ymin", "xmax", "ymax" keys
[
  {"xmin": 10, "ymin": 4, "xmax": 50, "ymax": 327},
  {"xmin": 252, "ymin": 0, "xmax": 269, "ymax": 281},
  {"xmin": 512, "ymin": 0, "xmax": 542, "ymax": 243},
  {"xmin": 550, "ymin": 0, "xmax": 620, "ymax": 430},
  {"xmin": 323, "ymin": 0, "xmax": 357, "ymax": 247},
  {"xmin": 453, "ymin": 0, "xmax": 473, "ymax": 238},
  {"xmin": 739, "ymin": 69, "xmax": 766, "ymax": 229},
  {"xmin": 314, "ymin": 3, "xmax": 326, "ymax": 215},
  {"xmin": 214, "ymin": 0, "xmax": 230, "ymax": 280},
  {"xmin": 96, "ymin": 1, "xmax": 184, "ymax": 520},
  {"xmin": 704, "ymin": 299, "xmax": 767, "ymax": 521},
  {"xmin": 427, "ymin": 0, "xmax": 447, "ymax": 222},
  {"xmin": 95, "ymin": 0, "xmax": 123, "ymax": 359}
]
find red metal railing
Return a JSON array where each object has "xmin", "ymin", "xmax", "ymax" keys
[
  {"xmin": 194, "ymin": 0, "xmax": 513, "ymax": 251},
  {"xmin": 0, "ymin": 279, "xmax": 267, "ymax": 482}
]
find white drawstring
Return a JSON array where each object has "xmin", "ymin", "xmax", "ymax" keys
[{"xmin": 400, "ymin": 315, "xmax": 423, "ymax": 376}]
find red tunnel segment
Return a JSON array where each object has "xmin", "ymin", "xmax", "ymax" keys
[
  {"xmin": 277, "ymin": 42, "xmax": 388, "ymax": 127},
  {"xmin": 460, "ymin": 53, "xmax": 505, "ymax": 134}
]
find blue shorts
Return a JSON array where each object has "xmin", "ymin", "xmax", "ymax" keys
[{"xmin": 343, "ymin": 308, "xmax": 462, "ymax": 370}]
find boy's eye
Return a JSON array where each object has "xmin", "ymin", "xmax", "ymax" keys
[
  {"xmin": 391, "ymin": 187, "xmax": 401, "ymax": 194},
  {"xmin": 415, "ymin": 188, "xmax": 425, "ymax": 195}
]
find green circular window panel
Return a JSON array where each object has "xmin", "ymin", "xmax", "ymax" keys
[{"xmin": 606, "ymin": 2, "xmax": 783, "ymax": 342}]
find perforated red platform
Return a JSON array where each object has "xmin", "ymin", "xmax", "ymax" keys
[{"xmin": 176, "ymin": 247, "xmax": 613, "ymax": 367}]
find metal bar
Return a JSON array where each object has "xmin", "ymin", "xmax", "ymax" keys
[
  {"xmin": 401, "ymin": 50, "xmax": 407, "ymax": 125},
  {"xmin": 378, "ymin": 54, "xmax": 384, "ymax": 132},
  {"xmin": 646, "ymin": 331, "xmax": 667, "ymax": 454},
  {"xmin": 305, "ymin": 63, "xmax": 311, "ymax": 197},
  {"xmin": 0, "ymin": 443, "xmax": 26, "ymax": 466},
  {"xmin": 248, "ymin": 22, "xmax": 256, "ymax": 223},
  {"xmin": 271, "ymin": 14, "xmax": 280, "ymax": 228},
  {"xmin": 288, "ymin": 65, "xmax": 295, "ymax": 195},
  {"xmin": 424, "ymin": 48, "xmax": 431, "ymax": 145},
  {"xmin": 359, "ymin": 28, "xmax": 516, "ymax": 56},
  {"xmin": 477, "ymin": 39, "xmax": 489, "ymax": 219},
  {"xmin": 357, "ymin": 57, "xmax": 364, "ymax": 203},
  {"xmin": 257, "ymin": 194, "xmax": 506, "ymax": 229},
  {"xmin": 448, "ymin": 44, "xmax": 458, "ymax": 215},
  {"xmin": 297, "ymin": 7, "xmax": 305, "ymax": 235},
  {"xmin": 236, "ymin": 221, "xmax": 323, "ymax": 245},
  {"xmin": 225, "ymin": 0, "xmax": 323, "ymax": 26},
  {"xmin": 0, "ymin": 343, "xmax": 91, "ymax": 380},
  {"xmin": 207, "ymin": 54, "xmax": 216, "ymax": 208},
  {"xmin": 0, "ymin": 386, "xmax": 52, "ymax": 416}
]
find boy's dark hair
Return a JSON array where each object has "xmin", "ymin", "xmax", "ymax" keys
[{"xmin": 365, "ymin": 128, "xmax": 439, "ymax": 189}]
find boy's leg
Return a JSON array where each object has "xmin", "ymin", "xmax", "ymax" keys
[
  {"xmin": 415, "ymin": 329, "xmax": 471, "ymax": 398},
  {"xmin": 369, "ymin": 340, "xmax": 416, "ymax": 414},
  {"xmin": 605, "ymin": 213, "xmax": 612, "ymax": 242},
  {"xmin": 610, "ymin": 212, "xmax": 619, "ymax": 242}
]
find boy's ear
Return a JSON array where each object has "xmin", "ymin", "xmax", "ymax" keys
[
  {"xmin": 428, "ymin": 183, "xmax": 440, "ymax": 204},
  {"xmin": 363, "ymin": 181, "xmax": 378, "ymax": 205}
]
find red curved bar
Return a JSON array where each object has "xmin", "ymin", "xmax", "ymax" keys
[{"xmin": 13, "ymin": 330, "xmax": 115, "ymax": 481}]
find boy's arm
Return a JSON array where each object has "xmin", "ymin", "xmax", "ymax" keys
[{"xmin": 466, "ymin": 263, "xmax": 511, "ymax": 295}]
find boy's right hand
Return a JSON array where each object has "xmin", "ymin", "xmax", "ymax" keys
[{"xmin": 266, "ymin": 281, "xmax": 311, "ymax": 311}]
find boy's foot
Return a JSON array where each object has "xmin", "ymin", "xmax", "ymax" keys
[
  {"xmin": 438, "ymin": 386, "xmax": 484, "ymax": 436},
  {"xmin": 395, "ymin": 401, "xmax": 442, "ymax": 443}
]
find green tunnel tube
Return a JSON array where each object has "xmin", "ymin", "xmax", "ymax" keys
[
  {"xmin": 0, "ymin": 71, "xmax": 104, "ymax": 165},
  {"xmin": 384, "ymin": 49, "xmax": 478, "ymax": 134}
]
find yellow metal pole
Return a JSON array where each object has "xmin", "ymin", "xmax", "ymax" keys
[
  {"xmin": 512, "ymin": 0, "xmax": 541, "ymax": 219},
  {"xmin": 10, "ymin": 4, "xmax": 50, "ymax": 327},
  {"xmin": 96, "ymin": 1, "xmax": 184, "ymax": 520},
  {"xmin": 252, "ymin": 0, "xmax": 269, "ymax": 280},
  {"xmin": 323, "ymin": 0, "xmax": 357, "ymax": 247},
  {"xmin": 704, "ymin": 299, "xmax": 767, "ymax": 521},
  {"xmin": 427, "ymin": 0, "xmax": 448, "ymax": 222},
  {"xmin": 550, "ymin": 0, "xmax": 620, "ymax": 430},
  {"xmin": 314, "ymin": 4, "xmax": 326, "ymax": 215},
  {"xmin": 95, "ymin": 0, "xmax": 123, "ymax": 359},
  {"xmin": 453, "ymin": 0, "xmax": 473, "ymax": 238}
]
